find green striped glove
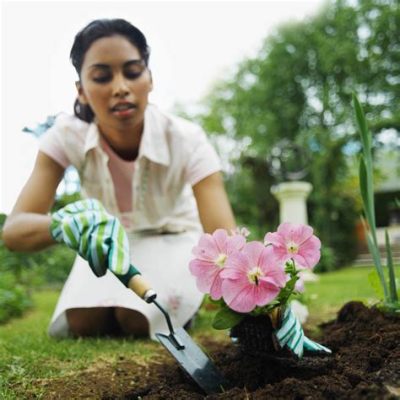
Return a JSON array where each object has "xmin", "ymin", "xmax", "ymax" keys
[
  {"xmin": 50, "ymin": 199, "xmax": 139, "ymax": 286},
  {"xmin": 275, "ymin": 306, "xmax": 331, "ymax": 358}
]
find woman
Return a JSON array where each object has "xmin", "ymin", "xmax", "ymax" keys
[{"xmin": 2, "ymin": 18, "xmax": 236, "ymax": 339}]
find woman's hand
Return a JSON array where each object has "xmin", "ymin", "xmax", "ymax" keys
[
  {"xmin": 2, "ymin": 152, "xmax": 65, "ymax": 251},
  {"xmin": 274, "ymin": 306, "xmax": 331, "ymax": 358},
  {"xmin": 50, "ymin": 198, "xmax": 139, "ymax": 285}
]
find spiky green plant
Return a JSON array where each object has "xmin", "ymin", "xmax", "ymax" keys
[{"xmin": 352, "ymin": 93, "xmax": 399, "ymax": 312}]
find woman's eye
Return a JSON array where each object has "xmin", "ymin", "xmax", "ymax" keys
[
  {"xmin": 125, "ymin": 70, "xmax": 143, "ymax": 80},
  {"xmin": 93, "ymin": 76, "xmax": 111, "ymax": 83}
]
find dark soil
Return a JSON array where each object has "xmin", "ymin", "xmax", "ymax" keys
[{"xmin": 22, "ymin": 302, "xmax": 400, "ymax": 399}]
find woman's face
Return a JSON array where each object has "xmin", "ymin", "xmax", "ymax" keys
[{"xmin": 77, "ymin": 35, "xmax": 152, "ymax": 134}]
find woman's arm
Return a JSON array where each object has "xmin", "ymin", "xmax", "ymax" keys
[
  {"xmin": 192, "ymin": 171, "xmax": 236, "ymax": 234},
  {"xmin": 2, "ymin": 152, "xmax": 65, "ymax": 251}
]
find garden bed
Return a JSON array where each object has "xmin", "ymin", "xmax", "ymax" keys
[{"xmin": 22, "ymin": 301, "xmax": 399, "ymax": 399}]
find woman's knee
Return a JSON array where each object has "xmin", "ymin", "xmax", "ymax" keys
[
  {"xmin": 114, "ymin": 307, "xmax": 149, "ymax": 337},
  {"xmin": 66, "ymin": 307, "xmax": 117, "ymax": 337}
]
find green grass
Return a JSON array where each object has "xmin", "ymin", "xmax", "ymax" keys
[
  {"xmin": 0, "ymin": 291, "xmax": 159, "ymax": 398},
  {"xmin": 0, "ymin": 266, "xmax": 380, "ymax": 398},
  {"xmin": 303, "ymin": 266, "xmax": 379, "ymax": 327}
]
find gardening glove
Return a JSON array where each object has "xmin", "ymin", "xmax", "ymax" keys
[
  {"xmin": 50, "ymin": 198, "xmax": 139, "ymax": 286},
  {"xmin": 274, "ymin": 306, "xmax": 331, "ymax": 358}
]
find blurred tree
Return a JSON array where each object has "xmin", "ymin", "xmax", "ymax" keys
[{"xmin": 189, "ymin": 0, "xmax": 400, "ymax": 266}]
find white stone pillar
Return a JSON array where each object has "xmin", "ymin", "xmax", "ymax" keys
[
  {"xmin": 271, "ymin": 181, "xmax": 312, "ymax": 225},
  {"xmin": 272, "ymin": 181, "xmax": 318, "ymax": 290}
]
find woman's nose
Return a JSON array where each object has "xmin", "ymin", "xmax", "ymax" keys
[{"xmin": 112, "ymin": 75, "xmax": 130, "ymax": 97}]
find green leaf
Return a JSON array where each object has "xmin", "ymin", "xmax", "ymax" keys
[
  {"xmin": 206, "ymin": 295, "xmax": 225, "ymax": 306},
  {"xmin": 352, "ymin": 93, "xmax": 370, "ymax": 153},
  {"xmin": 365, "ymin": 229, "xmax": 389, "ymax": 301},
  {"xmin": 275, "ymin": 273, "xmax": 299, "ymax": 307},
  {"xmin": 354, "ymin": 94, "xmax": 376, "ymax": 234},
  {"xmin": 251, "ymin": 301, "xmax": 280, "ymax": 316},
  {"xmin": 359, "ymin": 157, "xmax": 375, "ymax": 231},
  {"xmin": 284, "ymin": 260, "xmax": 296, "ymax": 274},
  {"xmin": 212, "ymin": 306, "xmax": 244, "ymax": 330},
  {"xmin": 385, "ymin": 230, "xmax": 398, "ymax": 302},
  {"xmin": 380, "ymin": 301, "xmax": 400, "ymax": 314}
]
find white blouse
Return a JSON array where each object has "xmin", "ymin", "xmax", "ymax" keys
[{"xmin": 39, "ymin": 104, "xmax": 222, "ymax": 233}]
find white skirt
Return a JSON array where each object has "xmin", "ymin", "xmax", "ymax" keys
[{"xmin": 48, "ymin": 230, "xmax": 204, "ymax": 340}]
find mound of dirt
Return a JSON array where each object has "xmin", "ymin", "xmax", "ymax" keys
[{"xmin": 23, "ymin": 302, "xmax": 400, "ymax": 399}]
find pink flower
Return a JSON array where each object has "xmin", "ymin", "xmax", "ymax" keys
[
  {"xmin": 189, "ymin": 229, "xmax": 246, "ymax": 300},
  {"xmin": 264, "ymin": 222, "xmax": 321, "ymax": 269},
  {"xmin": 220, "ymin": 242, "xmax": 287, "ymax": 313},
  {"xmin": 230, "ymin": 226, "xmax": 250, "ymax": 238}
]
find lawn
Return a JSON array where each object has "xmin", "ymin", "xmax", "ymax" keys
[
  {"xmin": 0, "ymin": 266, "xmax": 379, "ymax": 399},
  {"xmin": 303, "ymin": 265, "xmax": 379, "ymax": 327}
]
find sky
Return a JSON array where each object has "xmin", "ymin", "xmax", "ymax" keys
[{"xmin": 1, "ymin": 0, "xmax": 326, "ymax": 214}]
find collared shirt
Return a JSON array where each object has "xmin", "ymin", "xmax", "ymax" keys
[{"xmin": 39, "ymin": 104, "xmax": 221, "ymax": 233}]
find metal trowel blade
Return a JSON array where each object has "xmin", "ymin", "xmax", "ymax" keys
[{"xmin": 156, "ymin": 327, "xmax": 229, "ymax": 395}]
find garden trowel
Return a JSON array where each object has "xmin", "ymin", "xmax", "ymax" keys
[{"xmin": 128, "ymin": 273, "xmax": 230, "ymax": 395}]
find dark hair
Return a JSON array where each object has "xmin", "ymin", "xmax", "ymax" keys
[{"xmin": 70, "ymin": 18, "xmax": 151, "ymax": 122}]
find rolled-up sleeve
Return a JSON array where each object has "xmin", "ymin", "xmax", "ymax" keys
[
  {"xmin": 38, "ymin": 115, "xmax": 71, "ymax": 169},
  {"xmin": 184, "ymin": 128, "xmax": 221, "ymax": 186}
]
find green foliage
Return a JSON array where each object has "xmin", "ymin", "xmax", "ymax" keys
[
  {"xmin": 385, "ymin": 230, "xmax": 398, "ymax": 302},
  {"xmin": 0, "ymin": 228, "xmax": 75, "ymax": 288},
  {"xmin": 190, "ymin": 0, "xmax": 400, "ymax": 268},
  {"xmin": 368, "ymin": 269, "xmax": 400, "ymax": 313},
  {"xmin": 212, "ymin": 306, "xmax": 244, "ymax": 330},
  {"xmin": 272, "ymin": 261, "xmax": 300, "ymax": 307},
  {"xmin": 0, "ymin": 215, "xmax": 32, "ymax": 323},
  {"xmin": 0, "ymin": 212, "xmax": 75, "ymax": 324},
  {"xmin": 353, "ymin": 93, "xmax": 399, "ymax": 312},
  {"xmin": 314, "ymin": 246, "xmax": 337, "ymax": 273},
  {"xmin": 0, "ymin": 273, "xmax": 32, "ymax": 324}
]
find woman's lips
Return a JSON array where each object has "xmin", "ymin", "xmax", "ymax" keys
[
  {"xmin": 111, "ymin": 103, "xmax": 137, "ymax": 118},
  {"xmin": 111, "ymin": 108, "xmax": 136, "ymax": 118}
]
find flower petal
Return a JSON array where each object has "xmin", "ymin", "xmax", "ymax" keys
[
  {"xmin": 291, "ymin": 224, "xmax": 314, "ymax": 246},
  {"xmin": 264, "ymin": 231, "xmax": 286, "ymax": 247},
  {"xmin": 269, "ymin": 245, "xmax": 291, "ymax": 265},
  {"xmin": 221, "ymin": 275, "xmax": 250, "ymax": 304},
  {"xmin": 260, "ymin": 267, "xmax": 287, "ymax": 288},
  {"xmin": 297, "ymin": 236, "xmax": 321, "ymax": 268},
  {"xmin": 242, "ymin": 241, "xmax": 264, "ymax": 268},
  {"xmin": 192, "ymin": 233, "xmax": 219, "ymax": 260},
  {"xmin": 220, "ymin": 266, "xmax": 243, "ymax": 280},
  {"xmin": 277, "ymin": 222, "xmax": 313, "ymax": 245},
  {"xmin": 209, "ymin": 272, "xmax": 223, "ymax": 300},
  {"xmin": 224, "ymin": 250, "xmax": 249, "ymax": 273},
  {"xmin": 254, "ymin": 281, "xmax": 281, "ymax": 306},
  {"xmin": 226, "ymin": 234, "xmax": 246, "ymax": 253},
  {"xmin": 258, "ymin": 246, "xmax": 277, "ymax": 269},
  {"xmin": 189, "ymin": 259, "xmax": 219, "ymax": 294},
  {"xmin": 213, "ymin": 229, "xmax": 229, "ymax": 253},
  {"xmin": 223, "ymin": 283, "xmax": 257, "ymax": 313}
]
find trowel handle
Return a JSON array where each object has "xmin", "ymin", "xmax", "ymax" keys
[
  {"xmin": 128, "ymin": 273, "xmax": 178, "ymax": 341},
  {"xmin": 128, "ymin": 274, "xmax": 157, "ymax": 303}
]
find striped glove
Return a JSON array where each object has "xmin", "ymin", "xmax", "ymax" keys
[
  {"xmin": 50, "ymin": 199, "xmax": 139, "ymax": 286},
  {"xmin": 275, "ymin": 306, "xmax": 331, "ymax": 358}
]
